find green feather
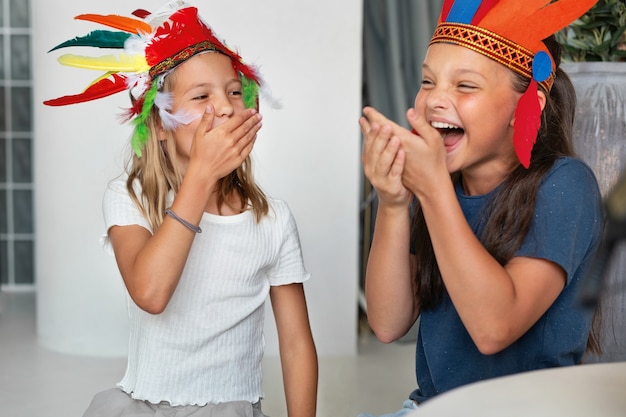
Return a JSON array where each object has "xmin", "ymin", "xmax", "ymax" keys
[
  {"xmin": 131, "ymin": 124, "xmax": 148, "ymax": 158},
  {"xmin": 131, "ymin": 80, "xmax": 159, "ymax": 157},
  {"xmin": 241, "ymin": 75, "xmax": 259, "ymax": 109},
  {"xmin": 48, "ymin": 30, "xmax": 131, "ymax": 52}
]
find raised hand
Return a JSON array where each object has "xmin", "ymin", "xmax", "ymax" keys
[
  {"xmin": 400, "ymin": 107, "xmax": 448, "ymax": 201},
  {"xmin": 360, "ymin": 106, "xmax": 412, "ymax": 208},
  {"xmin": 189, "ymin": 104, "xmax": 263, "ymax": 184}
]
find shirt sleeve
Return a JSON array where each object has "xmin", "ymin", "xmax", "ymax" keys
[
  {"xmin": 267, "ymin": 200, "xmax": 311, "ymax": 286},
  {"xmin": 516, "ymin": 158, "xmax": 604, "ymax": 285},
  {"xmin": 100, "ymin": 176, "xmax": 152, "ymax": 255}
]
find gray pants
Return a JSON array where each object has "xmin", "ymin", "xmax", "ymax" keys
[{"xmin": 82, "ymin": 388, "xmax": 267, "ymax": 417}]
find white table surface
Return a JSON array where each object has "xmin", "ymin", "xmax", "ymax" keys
[{"xmin": 413, "ymin": 361, "xmax": 626, "ymax": 417}]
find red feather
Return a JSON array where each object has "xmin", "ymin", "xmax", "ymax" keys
[
  {"xmin": 146, "ymin": 7, "xmax": 224, "ymax": 66},
  {"xmin": 471, "ymin": 0, "xmax": 502, "ymax": 24},
  {"xmin": 132, "ymin": 9, "xmax": 152, "ymax": 19},
  {"xmin": 513, "ymin": 79, "xmax": 542, "ymax": 168},
  {"xmin": 232, "ymin": 61, "xmax": 260, "ymax": 84},
  {"xmin": 120, "ymin": 96, "xmax": 144, "ymax": 123},
  {"xmin": 440, "ymin": 0, "xmax": 455, "ymax": 21},
  {"xmin": 43, "ymin": 74, "xmax": 128, "ymax": 106},
  {"xmin": 144, "ymin": 6, "xmax": 260, "ymax": 84}
]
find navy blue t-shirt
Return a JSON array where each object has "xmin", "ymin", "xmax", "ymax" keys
[{"xmin": 410, "ymin": 157, "xmax": 604, "ymax": 403}]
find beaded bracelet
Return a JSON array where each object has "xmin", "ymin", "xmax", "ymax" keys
[{"xmin": 165, "ymin": 208, "xmax": 202, "ymax": 233}]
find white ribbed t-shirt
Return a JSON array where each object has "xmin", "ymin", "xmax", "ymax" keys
[{"xmin": 102, "ymin": 176, "xmax": 310, "ymax": 406}]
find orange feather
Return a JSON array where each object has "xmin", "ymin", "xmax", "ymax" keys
[
  {"xmin": 480, "ymin": 0, "xmax": 529, "ymax": 31},
  {"xmin": 524, "ymin": 0, "xmax": 599, "ymax": 42},
  {"xmin": 481, "ymin": 0, "xmax": 597, "ymax": 55},
  {"xmin": 75, "ymin": 13, "xmax": 152, "ymax": 35}
]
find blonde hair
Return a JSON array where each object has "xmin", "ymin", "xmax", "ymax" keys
[{"xmin": 125, "ymin": 70, "xmax": 268, "ymax": 231}]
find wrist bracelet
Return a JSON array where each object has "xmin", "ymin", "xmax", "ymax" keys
[{"xmin": 165, "ymin": 208, "xmax": 202, "ymax": 233}]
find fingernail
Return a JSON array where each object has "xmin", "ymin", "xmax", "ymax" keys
[{"xmin": 205, "ymin": 105, "xmax": 213, "ymax": 113}]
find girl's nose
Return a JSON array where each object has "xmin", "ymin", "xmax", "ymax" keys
[
  {"xmin": 212, "ymin": 93, "xmax": 234, "ymax": 118},
  {"xmin": 425, "ymin": 87, "xmax": 450, "ymax": 111}
]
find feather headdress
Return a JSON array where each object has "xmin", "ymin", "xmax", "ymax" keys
[
  {"xmin": 430, "ymin": 0, "xmax": 597, "ymax": 168},
  {"xmin": 44, "ymin": 0, "xmax": 272, "ymax": 157}
]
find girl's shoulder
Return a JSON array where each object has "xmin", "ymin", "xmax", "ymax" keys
[
  {"xmin": 105, "ymin": 173, "xmax": 138, "ymax": 196},
  {"xmin": 104, "ymin": 174, "xmax": 130, "ymax": 203},
  {"xmin": 104, "ymin": 174, "xmax": 154, "ymax": 206},
  {"xmin": 543, "ymin": 156, "xmax": 600, "ymax": 189},
  {"xmin": 265, "ymin": 196, "xmax": 294, "ymax": 221},
  {"xmin": 549, "ymin": 156, "xmax": 596, "ymax": 176},
  {"xmin": 106, "ymin": 174, "xmax": 128, "ymax": 192},
  {"xmin": 263, "ymin": 197, "xmax": 306, "ymax": 235},
  {"xmin": 538, "ymin": 157, "xmax": 603, "ymax": 216},
  {"xmin": 266, "ymin": 196, "xmax": 289, "ymax": 211}
]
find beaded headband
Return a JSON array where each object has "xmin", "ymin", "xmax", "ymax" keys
[
  {"xmin": 430, "ymin": 23, "xmax": 554, "ymax": 93},
  {"xmin": 430, "ymin": 0, "xmax": 597, "ymax": 168},
  {"xmin": 44, "ymin": 0, "xmax": 272, "ymax": 157}
]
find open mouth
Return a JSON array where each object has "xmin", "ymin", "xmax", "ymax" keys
[{"xmin": 431, "ymin": 121, "xmax": 464, "ymax": 148}]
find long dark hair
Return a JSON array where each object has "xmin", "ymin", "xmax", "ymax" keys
[{"xmin": 410, "ymin": 36, "xmax": 602, "ymax": 353}]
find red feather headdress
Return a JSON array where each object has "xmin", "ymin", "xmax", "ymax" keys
[
  {"xmin": 44, "ymin": 0, "xmax": 269, "ymax": 157},
  {"xmin": 430, "ymin": 0, "xmax": 598, "ymax": 168}
]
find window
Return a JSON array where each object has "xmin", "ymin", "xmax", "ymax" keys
[{"xmin": 0, "ymin": 0, "xmax": 34, "ymax": 288}]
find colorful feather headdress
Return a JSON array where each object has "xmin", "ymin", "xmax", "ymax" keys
[
  {"xmin": 44, "ymin": 0, "xmax": 270, "ymax": 157},
  {"xmin": 430, "ymin": 0, "xmax": 597, "ymax": 168}
]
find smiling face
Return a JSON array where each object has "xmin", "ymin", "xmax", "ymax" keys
[
  {"xmin": 416, "ymin": 43, "xmax": 523, "ymax": 188},
  {"xmin": 163, "ymin": 51, "xmax": 246, "ymax": 172}
]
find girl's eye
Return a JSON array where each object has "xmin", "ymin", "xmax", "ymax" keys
[
  {"xmin": 230, "ymin": 90, "xmax": 243, "ymax": 97},
  {"xmin": 192, "ymin": 94, "xmax": 208, "ymax": 101},
  {"xmin": 421, "ymin": 79, "xmax": 434, "ymax": 88},
  {"xmin": 458, "ymin": 84, "xmax": 477, "ymax": 90}
]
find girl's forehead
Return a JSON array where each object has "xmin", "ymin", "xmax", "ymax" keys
[
  {"xmin": 169, "ymin": 52, "xmax": 237, "ymax": 84},
  {"xmin": 175, "ymin": 51, "xmax": 234, "ymax": 74},
  {"xmin": 424, "ymin": 43, "xmax": 510, "ymax": 78}
]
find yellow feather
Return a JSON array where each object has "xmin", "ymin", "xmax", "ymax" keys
[
  {"xmin": 57, "ymin": 53, "xmax": 149, "ymax": 73},
  {"xmin": 83, "ymin": 71, "xmax": 117, "ymax": 91}
]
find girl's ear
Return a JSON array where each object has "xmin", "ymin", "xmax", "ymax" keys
[{"xmin": 537, "ymin": 90, "xmax": 547, "ymax": 112}]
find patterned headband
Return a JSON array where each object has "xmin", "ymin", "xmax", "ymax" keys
[{"xmin": 430, "ymin": 0, "xmax": 597, "ymax": 168}]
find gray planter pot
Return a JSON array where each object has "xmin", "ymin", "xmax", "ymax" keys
[
  {"xmin": 563, "ymin": 61, "xmax": 626, "ymax": 363},
  {"xmin": 563, "ymin": 62, "xmax": 626, "ymax": 196}
]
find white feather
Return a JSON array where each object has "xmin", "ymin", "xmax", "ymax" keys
[
  {"xmin": 148, "ymin": 0, "xmax": 190, "ymax": 29},
  {"xmin": 155, "ymin": 91, "xmax": 201, "ymax": 130}
]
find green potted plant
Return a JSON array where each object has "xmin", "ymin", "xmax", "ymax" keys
[
  {"xmin": 556, "ymin": 0, "xmax": 626, "ymax": 62},
  {"xmin": 556, "ymin": 0, "xmax": 626, "ymax": 365}
]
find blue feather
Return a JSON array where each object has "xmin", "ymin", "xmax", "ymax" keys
[{"xmin": 446, "ymin": 0, "xmax": 483, "ymax": 24}]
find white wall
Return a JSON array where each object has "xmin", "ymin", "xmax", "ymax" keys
[{"xmin": 32, "ymin": 0, "xmax": 363, "ymax": 357}]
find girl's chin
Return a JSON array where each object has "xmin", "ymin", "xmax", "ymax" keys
[{"xmin": 444, "ymin": 144, "xmax": 466, "ymax": 174}]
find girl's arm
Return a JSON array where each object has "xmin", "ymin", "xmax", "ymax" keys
[
  {"xmin": 399, "ymin": 108, "xmax": 566, "ymax": 355},
  {"xmin": 110, "ymin": 107, "xmax": 262, "ymax": 314},
  {"xmin": 365, "ymin": 205, "xmax": 419, "ymax": 343},
  {"xmin": 363, "ymin": 106, "xmax": 567, "ymax": 354},
  {"xmin": 419, "ymin": 181, "xmax": 565, "ymax": 354},
  {"xmin": 270, "ymin": 283, "xmax": 318, "ymax": 417},
  {"xmin": 360, "ymin": 108, "xmax": 420, "ymax": 343}
]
